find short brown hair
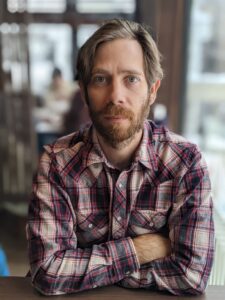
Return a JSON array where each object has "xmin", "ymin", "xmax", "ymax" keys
[{"xmin": 76, "ymin": 18, "xmax": 163, "ymax": 88}]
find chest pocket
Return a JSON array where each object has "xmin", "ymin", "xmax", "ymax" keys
[
  {"xmin": 76, "ymin": 209, "xmax": 109, "ymax": 247},
  {"xmin": 128, "ymin": 209, "xmax": 168, "ymax": 237}
]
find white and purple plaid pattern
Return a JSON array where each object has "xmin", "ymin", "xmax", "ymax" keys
[{"xmin": 27, "ymin": 121, "xmax": 214, "ymax": 295}]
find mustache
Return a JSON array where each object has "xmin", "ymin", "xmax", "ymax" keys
[{"xmin": 96, "ymin": 103, "xmax": 134, "ymax": 119}]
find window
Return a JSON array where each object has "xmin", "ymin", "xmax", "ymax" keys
[
  {"xmin": 7, "ymin": 0, "xmax": 66, "ymax": 13},
  {"xmin": 77, "ymin": 24, "xmax": 99, "ymax": 48},
  {"xmin": 184, "ymin": 0, "xmax": 225, "ymax": 219},
  {"xmin": 75, "ymin": 0, "xmax": 135, "ymax": 14},
  {"xmin": 28, "ymin": 24, "xmax": 72, "ymax": 95}
]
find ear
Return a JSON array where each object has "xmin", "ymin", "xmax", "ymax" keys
[{"xmin": 149, "ymin": 80, "xmax": 161, "ymax": 105}]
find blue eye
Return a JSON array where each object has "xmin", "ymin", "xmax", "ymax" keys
[
  {"xmin": 92, "ymin": 76, "xmax": 106, "ymax": 84},
  {"xmin": 127, "ymin": 76, "xmax": 139, "ymax": 83}
]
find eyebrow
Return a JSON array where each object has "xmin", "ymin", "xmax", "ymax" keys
[{"xmin": 91, "ymin": 68, "xmax": 144, "ymax": 76}]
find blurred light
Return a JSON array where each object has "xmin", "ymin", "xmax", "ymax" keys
[
  {"xmin": 11, "ymin": 23, "xmax": 20, "ymax": 34},
  {"xmin": 0, "ymin": 23, "xmax": 11, "ymax": 34},
  {"xmin": 76, "ymin": 0, "xmax": 136, "ymax": 14},
  {"xmin": 7, "ymin": 0, "xmax": 66, "ymax": 13}
]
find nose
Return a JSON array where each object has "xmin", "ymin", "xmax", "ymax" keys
[{"xmin": 109, "ymin": 78, "xmax": 125, "ymax": 105}]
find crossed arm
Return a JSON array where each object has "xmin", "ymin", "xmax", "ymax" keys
[
  {"xmin": 27, "ymin": 152, "xmax": 214, "ymax": 295},
  {"xmin": 133, "ymin": 234, "xmax": 171, "ymax": 265}
]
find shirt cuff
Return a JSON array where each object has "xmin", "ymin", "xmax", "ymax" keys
[
  {"xmin": 108, "ymin": 237, "xmax": 140, "ymax": 278},
  {"xmin": 129, "ymin": 237, "xmax": 141, "ymax": 269}
]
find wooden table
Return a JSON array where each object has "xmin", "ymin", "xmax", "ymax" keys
[{"xmin": 0, "ymin": 277, "xmax": 224, "ymax": 300}]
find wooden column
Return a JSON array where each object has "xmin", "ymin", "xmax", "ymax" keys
[{"xmin": 136, "ymin": 0, "xmax": 191, "ymax": 133}]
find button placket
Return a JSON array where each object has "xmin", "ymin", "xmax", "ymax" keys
[
  {"xmin": 125, "ymin": 270, "xmax": 131, "ymax": 276},
  {"xmin": 111, "ymin": 173, "xmax": 128, "ymax": 239},
  {"xmin": 118, "ymin": 182, "xmax": 123, "ymax": 189},
  {"xmin": 149, "ymin": 221, "xmax": 154, "ymax": 227}
]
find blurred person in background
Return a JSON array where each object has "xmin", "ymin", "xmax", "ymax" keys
[
  {"xmin": 44, "ymin": 67, "xmax": 76, "ymax": 111},
  {"xmin": 34, "ymin": 67, "xmax": 78, "ymax": 153},
  {"xmin": 27, "ymin": 19, "xmax": 214, "ymax": 296}
]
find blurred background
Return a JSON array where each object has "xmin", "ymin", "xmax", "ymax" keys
[{"xmin": 0, "ymin": 0, "xmax": 225, "ymax": 284}]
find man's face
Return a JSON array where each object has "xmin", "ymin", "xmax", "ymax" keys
[{"xmin": 85, "ymin": 38, "xmax": 159, "ymax": 148}]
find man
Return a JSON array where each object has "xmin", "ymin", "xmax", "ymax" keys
[
  {"xmin": 44, "ymin": 67, "xmax": 76, "ymax": 106},
  {"xmin": 35, "ymin": 67, "xmax": 77, "ymax": 153},
  {"xmin": 27, "ymin": 19, "xmax": 214, "ymax": 296}
]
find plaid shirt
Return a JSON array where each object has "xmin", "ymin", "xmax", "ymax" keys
[{"xmin": 27, "ymin": 120, "xmax": 214, "ymax": 295}]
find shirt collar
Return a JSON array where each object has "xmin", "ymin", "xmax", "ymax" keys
[{"xmin": 85, "ymin": 126, "xmax": 106, "ymax": 168}]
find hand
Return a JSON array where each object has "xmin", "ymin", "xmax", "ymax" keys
[{"xmin": 132, "ymin": 233, "xmax": 171, "ymax": 265}]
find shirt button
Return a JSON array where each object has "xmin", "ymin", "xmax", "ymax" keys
[
  {"xmin": 117, "ymin": 216, "xmax": 122, "ymax": 221},
  {"xmin": 88, "ymin": 223, "xmax": 93, "ymax": 229},
  {"xmin": 149, "ymin": 222, "xmax": 154, "ymax": 227},
  {"xmin": 93, "ymin": 284, "xmax": 98, "ymax": 288},
  {"xmin": 119, "ymin": 183, "xmax": 123, "ymax": 188},
  {"xmin": 114, "ymin": 233, "xmax": 120, "ymax": 239}
]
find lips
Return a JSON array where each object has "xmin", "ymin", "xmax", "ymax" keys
[
  {"xmin": 104, "ymin": 115, "xmax": 126, "ymax": 119},
  {"xmin": 104, "ymin": 115, "xmax": 128, "ymax": 122}
]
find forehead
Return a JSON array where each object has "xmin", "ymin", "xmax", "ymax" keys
[{"xmin": 92, "ymin": 38, "xmax": 145, "ymax": 71}]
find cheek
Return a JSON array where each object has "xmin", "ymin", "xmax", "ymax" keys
[
  {"xmin": 88, "ymin": 88, "xmax": 107, "ymax": 105},
  {"xmin": 128, "ymin": 84, "xmax": 149, "ymax": 99},
  {"xmin": 87, "ymin": 92, "xmax": 106, "ymax": 114}
]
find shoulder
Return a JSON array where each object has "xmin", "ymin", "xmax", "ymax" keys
[
  {"xmin": 146, "ymin": 121, "xmax": 202, "ymax": 169},
  {"xmin": 44, "ymin": 131, "xmax": 85, "ymax": 154},
  {"xmin": 41, "ymin": 126, "xmax": 92, "ymax": 170}
]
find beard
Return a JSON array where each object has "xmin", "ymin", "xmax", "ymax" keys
[{"xmin": 88, "ymin": 97, "xmax": 151, "ymax": 149}]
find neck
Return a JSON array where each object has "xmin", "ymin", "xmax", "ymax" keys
[{"xmin": 95, "ymin": 129, "xmax": 143, "ymax": 170}]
